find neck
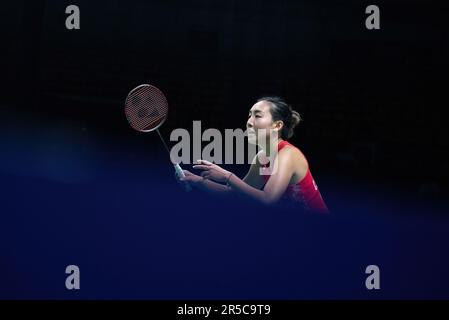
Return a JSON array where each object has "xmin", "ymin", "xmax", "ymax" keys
[{"xmin": 264, "ymin": 136, "xmax": 283, "ymax": 157}]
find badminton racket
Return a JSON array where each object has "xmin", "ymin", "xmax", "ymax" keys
[{"xmin": 124, "ymin": 84, "xmax": 191, "ymax": 191}]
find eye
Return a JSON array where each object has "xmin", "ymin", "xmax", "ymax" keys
[{"xmin": 255, "ymin": 115, "xmax": 262, "ymax": 118}]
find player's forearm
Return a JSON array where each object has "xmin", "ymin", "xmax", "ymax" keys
[
  {"xmin": 226, "ymin": 174, "xmax": 271, "ymax": 204},
  {"xmin": 197, "ymin": 178, "xmax": 231, "ymax": 194}
]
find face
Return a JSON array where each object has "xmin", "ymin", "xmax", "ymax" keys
[{"xmin": 246, "ymin": 101, "xmax": 282, "ymax": 145}]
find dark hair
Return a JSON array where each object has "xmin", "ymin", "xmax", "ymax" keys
[{"xmin": 257, "ymin": 96, "xmax": 302, "ymax": 139}]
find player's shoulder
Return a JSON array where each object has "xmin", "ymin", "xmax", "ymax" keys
[
  {"xmin": 278, "ymin": 143, "xmax": 302, "ymax": 158},
  {"xmin": 278, "ymin": 144, "xmax": 308, "ymax": 167}
]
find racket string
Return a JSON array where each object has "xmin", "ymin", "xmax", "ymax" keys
[{"xmin": 125, "ymin": 85, "xmax": 169, "ymax": 132}]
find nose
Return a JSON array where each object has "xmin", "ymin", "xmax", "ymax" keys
[{"xmin": 247, "ymin": 117, "xmax": 253, "ymax": 129}]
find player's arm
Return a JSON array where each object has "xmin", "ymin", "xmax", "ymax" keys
[
  {"xmin": 179, "ymin": 170, "xmax": 231, "ymax": 194},
  {"xmin": 180, "ymin": 150, "xmax": 265, "ymax": 194},
  {"xmin": 227, "ymin": 148, "xmax": 297, "ymax": 204}
]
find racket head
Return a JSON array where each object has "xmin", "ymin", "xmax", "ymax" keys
[{"xmin": 124, "ymin": 84, "xmax": 169, "ymax": 132}]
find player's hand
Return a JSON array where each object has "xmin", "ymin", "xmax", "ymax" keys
[
  {"xmin": 193, "ymin": 160, "xmax": 232, "ymax": 184},
  {"xmin": 177, "ymin": 169, "xmax": 202, "ymax": 184}
]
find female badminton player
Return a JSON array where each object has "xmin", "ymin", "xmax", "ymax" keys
[{"xmin": 178, "ymin": 97, "xmax": 329, "ymax": 213}]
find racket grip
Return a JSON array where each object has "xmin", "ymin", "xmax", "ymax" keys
[{"xmin": 174, "ymin": 163, "xmax": 192, "ymax": 192}]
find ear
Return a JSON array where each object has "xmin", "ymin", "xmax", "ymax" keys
[{"xmin": 272, "ymin": 120, "xmax": 284, "ymax": 132}]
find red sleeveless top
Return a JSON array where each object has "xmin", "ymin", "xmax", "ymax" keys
[{"xmin": 260, "ymin": 141, "xmax": 329, "ymax": 213}]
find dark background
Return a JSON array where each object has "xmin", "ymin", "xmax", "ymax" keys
[{"xmin": 1, "ymin": 0, "xmax": 448, "ymax": 299}]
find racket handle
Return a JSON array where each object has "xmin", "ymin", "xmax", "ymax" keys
[{"xmin": 174, "ymin": 163, "xmax": 192, "ymax": 192}]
